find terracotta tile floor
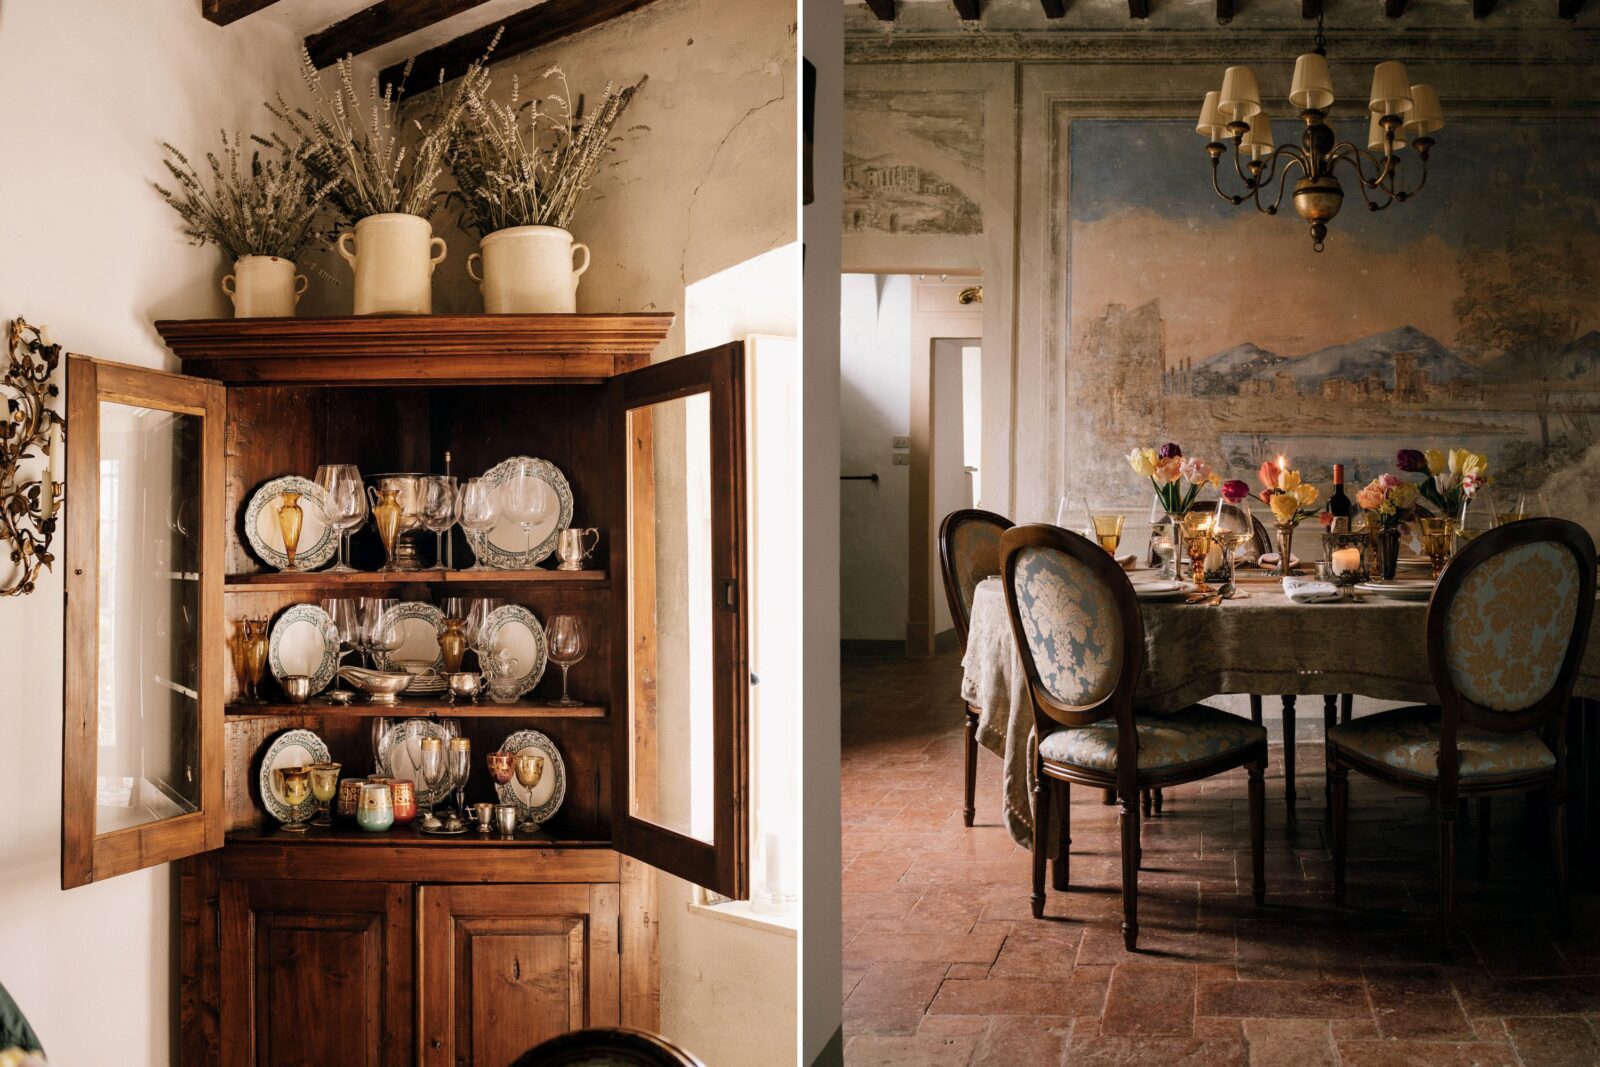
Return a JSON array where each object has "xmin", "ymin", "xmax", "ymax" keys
[{"xmin": 841, "ymin": 652, "xmax": 1600, "ymax": 1066}]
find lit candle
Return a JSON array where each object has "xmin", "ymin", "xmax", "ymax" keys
[
  {"xmin": 38, "ymin": 325, "xmax": 52, "ymax": 348},
  {"xmin": 41, "ymin": 424, "xmax": 61, "ymax": 520},
  {"xmin": 1332, "ymin": 547, "xmax": 1362, "ymax": 575}
]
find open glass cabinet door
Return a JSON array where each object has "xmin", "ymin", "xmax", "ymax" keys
[
  {"xmin": 611, "ymin": 343, "xmax": 750, "ymax": 899},
  {"xmin": 61, "ymin": 356, "xmax": 226, "ymax": 889}
]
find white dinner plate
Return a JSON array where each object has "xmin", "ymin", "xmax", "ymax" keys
[
  {"xmin": 267, "ymin": 604, "xmax": 340, "ymax": 694},
  {"xmin": 244, "ymin": 476, "xmax": 338, "ymax": 571},
  {"xmin": 1132, "ymin": 581, "xmax": 1188, "ymax": 601},
  {"xmin": 1354, "ymin": 580, "xmax": 1435, "ymax": 601}
]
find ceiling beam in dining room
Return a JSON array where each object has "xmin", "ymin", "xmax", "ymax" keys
[
  {"xmin": 1216, "ymin": 0, "xmax": 1234, "ymax": 22},
  {"xmin": 1559, "ymin": 0, "xmax": 1584, "ymax": 18},
  {"xmin": 381, "ymin": 0, "xmax": 663, "ymax": 89},
  {"xmin": 1041, "ymin": 0, "xmax": 1068, "ymax": 16},
  {"xmin": 953, "ymin": 0, "xmax": 982, "ymax": 20},
  {"xmin": 864, "ymin": 0, "xmax": 897, "ymax": 18},
  {"xmin": 1383, "ymin": 0, "xmax": 1406, "ymax": 16},
  {"xmin": 200, "ymin": 0, "xmax": 282, "ymax": 26},
  {"xmin": 1472, "ymin": 0, "xmax": 1495, "ymax": 16},
  {"xmin": 306, "ymin": 0, "xmax": 494, "ymax": 70},
  {"xmin": 1301, "ymin": 0, "xmax": 1322, "ymax": 17},
  {"xmin": 1128, "ymin": 0, "xmax": 1150, "ymax": 18}
]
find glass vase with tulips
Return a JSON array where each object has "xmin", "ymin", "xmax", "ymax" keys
[{"xmin": 1257, "ymin": 457, "xmax": 1321, "ymax": 577}]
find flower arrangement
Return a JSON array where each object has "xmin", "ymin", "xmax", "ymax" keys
[
  {"xmin": 0, "ymin": 1049, "xmax": 46, "ymax": 1067},
  {"xmin": 1354, "ymin": 473, "xmax": 1420, "ymax": 530},
  {"xmin": 1395, "ymin": 447, "xmax": 1488, "ymax": 516},
  {"xmin": 1128, "ymin": 442, "xmax": 1218, "ymax": 515},
  {"xmin": 447, "ymin": 67, "xmax": 647, "ymax": 237},
  {"xmin": 266, "ymin": 34, "xmax": 500, "ymax": 222},
  {"xmin": 152, "ymin": 131, "xmax": 336, "ymax": 261},
  {"xmin": 1256, "ymin": 458, "xmax": 1321, "ymax": 525}
]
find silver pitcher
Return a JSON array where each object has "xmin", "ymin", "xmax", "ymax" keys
[{"xmin": 556, "ymin": 527, "xmax": 600, "ymax": 571}]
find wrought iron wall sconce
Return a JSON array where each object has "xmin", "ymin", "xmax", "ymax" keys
[{"xmin": 2, "ymin": 318, "xmax": 64, "ymax": 596}]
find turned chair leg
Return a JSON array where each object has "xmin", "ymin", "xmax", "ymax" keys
[
  {"xmin": 1153, "ymin": 787, "xmax": 1164, "ymax": 813},
  {"xmin": 963, "ymin": 710, "xmax": 978, "ymax": 828},
  {"xmin": 1477, "ymin": 796, "xmax": 1492, "ymax": 882},
  {"xmin": 1281, "ymin": 695, "xmax": 1297, "ymax": 823},
  {"xmin": 1340, "ymin": 693, "xmax": 1353, "ymax": 724},
  {"xmin": 1330, "ymin": 756, "xmax": 1349, "ymax": 906},
  {"xmin": 1248, "ymin": 758, "xmax": 1267, "ymax": 905},
  {"xmin": 1119, "ymin": 790, "xmax": 1140, "ymax": 951},
  {"xmin": 1102, "ymin": 788, "xmax": 1116, "ymax": 805},
  {"xmin": 1053, "ymin": 780, "xmax": 1071, "ymax": 891},
  {"xmin": 1141, "ymin": 789, "xmax": 1153, "ymax": 818},
  {"xmin": 1250, "ymin": 694, "xmax": 1263, "ymax": 724},
  {"xmin": 1439, "ymin": 806, "xmax": 1458, "ymax": 960},
  {"xmin": 1552, "ymin": 786, "xmax": 1571, "ymax": 935},
  {"xmin": 1032, "ymin": 775, "xmax": 1050, "ymax": 919}
]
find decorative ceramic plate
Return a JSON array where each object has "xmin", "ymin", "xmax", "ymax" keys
[
  {"xmin": 1255, "ymin": 553, "xmax": 1302, "ymax": 571},
  {"xmin": 464, "ymin": 456, "xmax": 573, "ymax": 569},
  {"xmin": 258, "ymin": 728, "xmax": 330, "ymax": 824},
  {"xmin": 375, "ymin": 718, "xmax": 456, "ymax": 806},
  {"xmin": 374, "ymin": 601, "xmax": 447, "ymax": 692},
  {"xmin": 472, "ymin": 604, "xmax": 548, "ymax": 697},
  {"xmin": 1354, "ymin": 580, "xmax": 1435, "ymax": 601},
  {"xmin": 244, "ymin": 476, "xmax": 338, "ymax": 572},
  {"xmin": 1132, "ymin": 581, "xmax": 1188, "ymax": 601},
  {"xmin": 496, "ymin": 729, "xmax": 566, "ymax": 828},
  {"xmin": 268, "ymin": 603, "xmax": 340, "ymax": 695}
]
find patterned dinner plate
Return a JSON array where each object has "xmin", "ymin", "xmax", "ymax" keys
[
  {"xmin": 464, "ymin": 456, "xmax": 574, "ymax": 569},
  {"xmin": 374, "ymin": 601, "xmax": 447, "ymax": 691},
  {"xmin": 244, "ymin": 476, "xmax": 338, "ymax": 571},
  {"xmin": 495, "ymin": 729, "xmax": 566, "ymax": 827},
  {"xmin": 472, "ymin": 604, "xmax": 548, "ymax": 697},
  {"xmin": 375, "ymin": 718, "xmax": 455, "ymax": 806},
  {"xmin": 258, "ymin": 728, "xmax": 330, "ymax": 824},
  {"xmin": 268, "ymin": 603, "xmax": 340, "ymax": 695}
]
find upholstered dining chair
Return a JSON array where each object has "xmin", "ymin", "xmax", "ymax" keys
[
  {"xmin": 513, "ymin": 1027, "xmax": 706, "ymax": 1066},
  {"xmin": 939, "ymin": 508, "xmax": 1013, "ymax": 827},
  {"xmin": 1000, "ymin": 523, "xmax": 1269, "ymax": 950},
  {"xmin": 1327, "ymin": 518, "xmax": 1596, "ymax": 957}
]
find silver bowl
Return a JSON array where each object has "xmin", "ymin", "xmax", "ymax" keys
[{"xmin": 281, "ymin": 675, "xmax": 313, "ymax": 704}]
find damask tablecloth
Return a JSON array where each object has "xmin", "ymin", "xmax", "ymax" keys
[{"xmin": 961, "ymin": 573, "xmax": 1600, "ymax": 850}]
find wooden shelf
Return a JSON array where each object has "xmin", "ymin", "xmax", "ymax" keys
[
  {"xmin": 155, "ymin": 313, "xmax": 674, "ymax": 385},
  {"xmin": 226, "ymin": 825, "xmax": 609, "ymax": 849},
  {"xmin": 224, "ymin": 568, "xmax": 607, "ymax": 592},
  {"xmin": 226, "ymin": 698, "xmax": 607, "ymax": 719}
]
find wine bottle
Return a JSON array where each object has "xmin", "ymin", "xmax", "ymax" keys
[{"xmin": 1327, "ymin": 463, "xmax": 1354, "ymax": 522}]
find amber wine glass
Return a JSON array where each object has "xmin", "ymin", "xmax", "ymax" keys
[
  {"xmin": 308, "ymin": 762, "xmax": 341, "ymax": 827},
  {"xmin": 1089, "ymin": 512, "xmax": 1125, "ymax": 556},
  {"xmin": 1420, "ymin": 516, "xmax": 1455, "ymax": 580},
  {"xmin": 1181, "ymin": 512, "xmax": 1215, "ymax": 593}
]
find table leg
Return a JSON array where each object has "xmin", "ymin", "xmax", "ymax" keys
[
  {"xmin": 1323, "ymin": 695, "xmax": 1337, "ymax": 813},
  {"xmin": 1282, "ymin": 695, "xmax": 1297, "ymax": 823}
]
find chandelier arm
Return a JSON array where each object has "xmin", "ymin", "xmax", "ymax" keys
[
  {"xmin": 1250, "ymin": 142, "xmax": 1308, "ymax": 194},
  {"xmin": 1332, "ymin": 142, "xmax": 1399, "ymax": 190},
  {"xmin": 1209, "ymin": 153, "xmax": 1248, "ymax": 206},
  {"xmin": 1254, "ymin": 153, "xmax": 1305, "ymax": 216},
  {"xmin": 1343, "ymin": 153, "xmax": 1403, "ymax": 213}
]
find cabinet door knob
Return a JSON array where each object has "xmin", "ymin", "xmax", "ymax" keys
[{"xmin": 431, "ymin": 1038, "xmax": 442, "ymax": 1050}]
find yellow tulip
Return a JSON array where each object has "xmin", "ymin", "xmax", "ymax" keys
[
  {"xmin": 1294, "ymin": 483, "xmax": 1320, "ymax": 509},
  {"xmin": 1461, "ymin": 451, "xmax": 1487, "ymax": 479},
  {"xmin": 1128, "ymin": 447, "xmax": 1158, "ymax": 478},
  {"xmin": 1277, "ymin": 469, "xmax": 1301, "ymax": 492},
  {"xmin": 1269, "ymin": 492, "xmax": 1300, "ymax": 523},
  {"xmin": 1424, "ymin": 449, "xmax": 1445, "ymax": 475}
]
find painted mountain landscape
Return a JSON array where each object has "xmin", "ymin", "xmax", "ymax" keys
[{"xmin": 1063, "ymin": 118, "xmax": 1600, "ymax": 515}]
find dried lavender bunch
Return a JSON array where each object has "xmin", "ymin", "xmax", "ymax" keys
[
  {"xmin": 152, "ymin": 131, "xmax": 336, "ymax": 261},
  {"xmin": 447, "ymin": 67, "xmax": 646, "ymax": 236},
  {"xmin": 266, "ymin": 32, "xmax": 501, "ymax": 222}
]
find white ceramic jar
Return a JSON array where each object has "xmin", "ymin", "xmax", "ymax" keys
[
  {"xmin": 221, "ymin": 255, "xmax": 307, "ymax": 318},
  {"xmin": 336, "ymin": 213, "xmax": 448, "ymax": 315},
  {"xmin": 466, "ymin": 225, "xmax": 591, "ymax": 313}
]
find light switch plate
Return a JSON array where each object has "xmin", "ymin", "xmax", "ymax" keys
[
  {"xmin": 892, "ymin": 453, "xmax": 910, "ymax": 466},
  {"xmin": 892, "ymin": 435, "xmax": 909, "ymax": 449}
]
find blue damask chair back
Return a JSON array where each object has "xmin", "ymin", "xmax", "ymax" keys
[
  {"xmin": 940, "ymin": 509, "xmax": 1011, "ymax": 646},
  {"xmin": 1000, "ymin": 524, "xmax": 1144, "ymax": 732},
  {"xmin": 1428, "ymin": 518, "xmax": 1595, "ymax": 737}
]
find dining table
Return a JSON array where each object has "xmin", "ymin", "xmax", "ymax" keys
[{"xmin": 960, "ymin": 565, "xmax": 1600, "ymax": 863}]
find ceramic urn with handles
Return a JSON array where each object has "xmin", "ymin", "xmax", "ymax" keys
[
  {"xmin": 337, "ymin": 213, "xmax": 448, "ymax": 315},
  {"xmin": 466, "ymin": 225, "xmax": 590, "ymax": 313},
  {"xmin": 221, "ymin": 255, "xmax": 308, "ymax": 318}
]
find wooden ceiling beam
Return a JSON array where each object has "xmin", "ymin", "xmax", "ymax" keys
[
  {"xmin": 1041, "ymin": 0, "xmax": 1068, "ymax": 15},
  {"xmin": 381, "ymin": 0, "xmax": 664, "ymax": 89},
  {"xmin": 953, "ymin": 0, "xmax": 982, "ymax": 19},
  {"xmin": 201, "ymin": 0, "xmax": 282, "ymax": 26},
  {"xmin": 1217, "ymin": 0, "xmax": 1234, "ymax": 21},
  {"xmin": 864, "ymin": 0, "xmax": 897, "ymax": 18},
  {"xmin": 1301, "ymin": 0, "xmax": 1322, "ymax": 17},
  {"xmin": 1384, "ymin": 0, "xmax": 1406, "ymax": 16},
  {"xmin": 1129, "ymin": 0, "xmax": 1150, "ymax": 17},
  {"xmin": 1559, "ymin": 0, "xmax": 1584, "ymax": 18},
  {"xmin": 307, "ymin": 0, "xmax": 493, "ymax": 70},
  {"xmin": 1472, "ymin": 0, "xmax": 1495, "ymax": 16}
]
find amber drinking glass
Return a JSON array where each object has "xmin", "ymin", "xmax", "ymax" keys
[
  {"xmin": 308, "ymin": 762, "xmax": 341, "ymax": 827},
  {"xmin": 1420, "ymin": 516, "xmax": 1455, "ymax": 579},
  {"xmin": 277, "ymin": 767, "xmax": 313, "ymax": 832},
  {"xmin": 1090, "ymin": 513, "xmax": 1125, "ymax": 556},
  {"xmin": 1181, "ymin": 512, "xmax": 1215, "ymax": 593}
]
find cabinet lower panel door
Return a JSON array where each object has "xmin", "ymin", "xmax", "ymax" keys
[
  {"xmin": 418, "ymin": 883, "xmax": 620, "ymax": 1066},
  {"xmin": 219, "ymin": 880, "xmax": 414, "ymax": 1067}
]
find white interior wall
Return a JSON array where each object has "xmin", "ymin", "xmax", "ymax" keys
[
  {"xmin": 839, "ymin": 274, "xmax": 912, "ymax": 643},
  {"xmin": 0, "ymin": 3, "xmax": 313, "ymax": 1063}
]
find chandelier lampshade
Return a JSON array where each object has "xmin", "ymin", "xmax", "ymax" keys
[
  {"xmin": 1368, "ymin": 112, "xmax": 1406, "ymax": 153},
  {"xmin": 1240, "ymin": 113, "xmax": 1274, "ymax": 161},
  {"xmin": 1368, "ymin": 61, "xmax": 1414, "ymax": 117},
  {"xmin": 1405, "ymin": 84, "xmax": 1444, "ymax": 135},
  {"xmin": 1219, "ymin": 66, "xmax": 1263, "ymax": 121},
  {"xmin": 1197, "ymin": 91, "xmax": 1230, "ymax": 140},
  {"xmin": 1289, "ymin": 53, "xmax": 1335, "ymax": 111}
]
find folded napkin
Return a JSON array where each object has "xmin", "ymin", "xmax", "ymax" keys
[{"xmin": 1283, "ymin": 576, "xmax": 1342, "ymax": 604}]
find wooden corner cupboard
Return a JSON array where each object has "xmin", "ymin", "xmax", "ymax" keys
[{"xmin": 59, "ymin": 314, "xmax": 751, "ymax": 1065}]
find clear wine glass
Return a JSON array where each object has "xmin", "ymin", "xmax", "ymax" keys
[
  {"xmin": 420, "ymin": 475, "xmax": 457, "ymax": 570},
  {"xmin": 500, "ymin": 461, "xmax": 554, "ymax": 555},
  {"xmin": 315, "ymin": 464, "xmax": 366, "ymax": 572},
  {"xmin": 322, "ymin": 597, "xmax": 360, "ymax": 694},
  {"xmin": 545, "ymin": 614, "xmax": 586, "ymax": 708},
  {"xmin": 362, "ymin": 597, "xmax": 399, "ymax": 669},
  {"xmin": 456, "ymin": 478, "xmax": 499, "ymax": 570}
]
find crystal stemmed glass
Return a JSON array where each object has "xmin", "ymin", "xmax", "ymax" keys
[
  {"xmin": 420, "ymin": 475, "xmax": 457, "ymax": 570},
  {"xmin": 315, "ymin": 464, "xmax": 366, "ymax": 572},
  {"xmin": 456, "ymin": 478, "xmax": 499, "ymax": 570},
  {"xmin": 545, "ymin": 614, "xmax": 586, "ymax": 707},
  {"xmin": 362, "ymin": 597, "xmax": 399, "ymax": 669},
  {"xmin": 448, "ymin": 737, "xmax": 472, "ymax": 821},
  {"xmin": 1212, "ymin": 497, "xmax": 1254, "ymax": 588},
  {"xmin": 500, "ymin": 461, "xmax": 554, "ymax": 555},
  {"xmin": 1456, "ymin": 493, "xmax": 1495, "ymax": 545},
  {"xmin": 514, "ymin": 754, "xmax": 546, "ymax": 832},
  {"xmin": 322, "ymin": 597, "xmax": 360, "ymax": 694},
  {"xmin": 418, "ymin": 737, "xmax": 446, "ymax": 831}
]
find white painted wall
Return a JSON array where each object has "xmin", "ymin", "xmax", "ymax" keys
[
  {"xmin": 0, "ymin": 2, "xmax": 311, "ymax": 1063},
  {"xmin": 839, "ymin": 274, "xmax": 912, "ymax": 642}
]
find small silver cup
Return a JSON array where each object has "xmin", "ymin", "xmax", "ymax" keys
[
  {"xmin": 473, "ymin": 802, "xmax": 495, "ymax": 833},
  {"xmin": 556, "ymin": 527, "xmax": 600, "ymax": 571},
  {"xmin": 282, "ymin": 675, "xmax": 313, "ymax": 704},
  {"xmin": 495, "ymin": 803, "xmax": 519, "ymax": 837},
  {"xmin": 448, "ymin": 671, "xmax": 483, "ymax": 704}
]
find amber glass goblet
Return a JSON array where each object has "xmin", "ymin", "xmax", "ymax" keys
[
  {"xmin": 308, "ymin": 762, "xmax": 341, "ymax": 827},
  {"xmin": 1181, "ymin": 512, "xmax": 1215, "ymax": 593},
  {"xmin": 1420, "ymin": 516, "xmax": 1454, "ymax": 580}
]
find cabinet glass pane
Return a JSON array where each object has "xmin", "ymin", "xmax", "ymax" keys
[
  {"xmin": 626, "ymin": 391, "xmax": 715, "ymax": 845},
  {"xmin": 95, "ymin": 401, "xmax": 202, "ymax": 833}
]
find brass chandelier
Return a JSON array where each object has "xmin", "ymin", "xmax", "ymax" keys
[{"xmin": 1197, "ymin": 16, "xmax": 1443, "ymax": 252}]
